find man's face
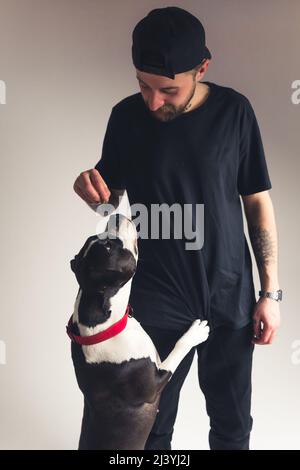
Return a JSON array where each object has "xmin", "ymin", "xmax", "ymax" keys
[{"xmin": 136, "ymin": 69, "xmax": 197, "ymax": 122}]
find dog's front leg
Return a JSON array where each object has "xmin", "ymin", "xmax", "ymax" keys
[{"xmin": 158, "ymin": 320, "xmax": 209, "ymax": 378}]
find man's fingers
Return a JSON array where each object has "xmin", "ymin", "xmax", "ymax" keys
[
  {"xmin": 260, "ymin": 327, "xmax": 272, "ymax": 344},
  {"xmin": 267, "ymin": 330, "xmax": 277, "ymax": 344},
  {"xmin": 79, "ymin": 171, "xmax": 103, "ymax": 202},
  {"xmin": 74, "ymin": 179, "xmax": 96, "ymax": 204},
  {"xmin": 74, "ymin": 184, "xmax": 95, "ymax": 204},
  {"xmin": 74, "ymin": 170, "xmax": 111, "ymax": 204},
  {"xmin": 89, "ymin": 169, "xmax": 111, "ymax": 201},
  {"xmin": 253, "ymin": 325, "xmax": 273, "ymax": 345},
  {"xmin": 253, "ymin": 318, "xmax": 262, "ymax": 338}
]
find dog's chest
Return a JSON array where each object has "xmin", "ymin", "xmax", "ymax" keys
[{"xmin": 81, "ymin": 318, "xmax": 159, "ymax": 365}]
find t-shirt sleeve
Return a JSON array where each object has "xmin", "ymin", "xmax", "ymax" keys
[
  {"xmin": 237, "ymin": 98, "xmax": 272, "ymax": 196},
  {"xmin": 94, "ymin": 107, "xmax": 126, "ymax": 190}
]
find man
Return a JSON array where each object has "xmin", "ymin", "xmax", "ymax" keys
[{"xmin": 73, "ymin": 7, "xmax": 282, "ymax": 450}]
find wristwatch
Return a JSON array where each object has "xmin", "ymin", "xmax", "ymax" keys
[{"xmin": 258, "ymin": 289, "xmax": 283, "ymax": 302}]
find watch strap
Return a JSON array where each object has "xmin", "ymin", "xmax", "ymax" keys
[{"xmin": 259, "ymin": 289, "xmax": 282, "ymax": 301}]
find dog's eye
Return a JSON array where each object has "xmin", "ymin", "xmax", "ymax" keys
[{"xmin": 97, "ymin": 285, "xmax": 107, "ymax": 293}]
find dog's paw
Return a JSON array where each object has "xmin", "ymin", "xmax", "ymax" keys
[{"xmin": 178, "ymin": 320, "xmax": 210, "ymax": 348}]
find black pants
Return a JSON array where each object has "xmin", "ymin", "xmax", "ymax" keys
[{"xmin": 141, "ymin": 322, "xmax": 255, "ymax": 450}]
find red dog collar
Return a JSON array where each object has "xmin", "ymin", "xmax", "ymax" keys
[{"xmin": 66, "ymin": 304, "xmax": 133, "ymax": 346}]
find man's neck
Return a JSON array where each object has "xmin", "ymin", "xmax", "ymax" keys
[{"xmin": 184, "ymin": 82, "xmax": 210, "ymax": 113}]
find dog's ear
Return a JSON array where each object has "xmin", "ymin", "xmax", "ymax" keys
[
  {"xmin": 70, "ymin": 235, "xmax": 99, "ymax": 277},
  {"xmin": 70, "ymin": 254, "xmax": 85, "ymax": 288},
  {"xmin": 70, "ymin": 256, "xmax": 78, "ymax": 274}
]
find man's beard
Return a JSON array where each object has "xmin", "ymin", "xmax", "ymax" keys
[{"xmin": 146, "ymin": 79, "xmax": 197, "ymax": 122}]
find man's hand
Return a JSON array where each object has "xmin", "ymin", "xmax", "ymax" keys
[
  {"xmin": 73, "ymin": 169, "xmax": 111, "ymax": 204},
  {"xmin": 252, "ymin": 297, "xmax": 281, "ymax": 345}
]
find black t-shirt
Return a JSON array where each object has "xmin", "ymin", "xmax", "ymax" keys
[{"xmin": 95, "ymin": 81, "xmax": 272, "ymax": 331}]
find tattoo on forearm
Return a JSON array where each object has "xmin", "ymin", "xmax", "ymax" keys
[{"xmin": 248, "ymin": 225, "xmax": 276, "ymax": 268}]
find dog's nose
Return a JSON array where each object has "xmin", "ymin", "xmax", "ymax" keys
[
  {"xmin": 105, "ymin": 214, "xmax": 137, "ymax": 257},
  {"xmin": 113, "ymin": 214, "xmax": 136, "ymax": 237},
  {"xmin": 114, "ymin": 213, "xmax": 132, "ymax": 228}
]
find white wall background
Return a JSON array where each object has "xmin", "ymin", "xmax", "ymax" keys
[{"xmin": 0, "ymin": 0, "xmax": 299, "ymax": 449}]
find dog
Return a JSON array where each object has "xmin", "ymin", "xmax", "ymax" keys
[{"xmin": 67, "ymin": 213, "xmax": 209, "ymax": 450}]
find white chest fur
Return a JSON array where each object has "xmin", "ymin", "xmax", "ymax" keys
[
  {"xmin": 82, "ymin": 317, "xmax": 159, "ymax": 365},
  {"xmin": 72, "ymin": 288, "xmax": 160, "ymax": 366}
]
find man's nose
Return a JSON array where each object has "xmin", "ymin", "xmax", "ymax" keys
[{"xmin": 147, "ymin": 92, "xmax": 165, "ymax": 111}]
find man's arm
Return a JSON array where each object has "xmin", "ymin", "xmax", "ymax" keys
[
  {"xmin": 241, "ymin": 190, "xmax": 281, "ymax": 345},
  {"xmin": 242, "ymin": 190, "xmax": 279, "ymax": 291}
]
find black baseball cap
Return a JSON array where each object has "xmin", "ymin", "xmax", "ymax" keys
[{"xmin": 132, "ymin": 6, "xmax": 211, "ymax": 79}]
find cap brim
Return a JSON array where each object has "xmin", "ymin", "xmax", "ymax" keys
[{"xmin": 204, "ymin": 46, "xmax": 212, "ymax": 60}]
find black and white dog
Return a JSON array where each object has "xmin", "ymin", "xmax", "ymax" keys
[{"xmin": 67, "ymin": 213, "xmax": 209, "ymax": 450}]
